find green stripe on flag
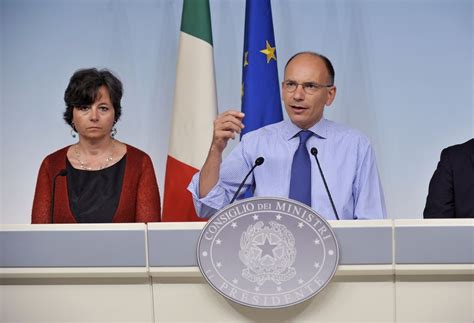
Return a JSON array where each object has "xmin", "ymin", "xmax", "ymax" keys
[{"xmin": 181, "ymin": 0, "xmax": 213, "ymax": 46}]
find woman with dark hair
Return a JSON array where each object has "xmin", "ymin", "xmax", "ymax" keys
[{"xmin": 32, "ymin": 68, "xmax": 161, "ymax": 223}]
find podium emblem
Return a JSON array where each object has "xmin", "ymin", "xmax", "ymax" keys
[{"xmin": 197, "ymin": 197, "xmax": 339, "ymax": 309}]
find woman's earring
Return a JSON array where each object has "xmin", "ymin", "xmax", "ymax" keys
[
  {"xmin": 111, "ymin": 123, "xmax": 117, "ymax": 137},
  {"xmin": 71, "ymin": 123, "xmax": 77, "ymax": 138}
]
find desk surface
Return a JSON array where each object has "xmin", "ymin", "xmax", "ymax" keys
[{"xmin": 1, "ymin": 220, "xmax": 472, "ymax": 273}]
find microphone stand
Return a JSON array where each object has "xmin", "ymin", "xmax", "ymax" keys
[
  {"xmin": 310, "ymin": 148, "xmax": 340, "ymax": 220},
  {"xmin": 230, "ymin": 157, "xmax": 264, "ymax": 204}
]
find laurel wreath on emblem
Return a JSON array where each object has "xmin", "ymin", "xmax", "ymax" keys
[{"xmin": 239, "ymin": 221, "xmax": 297, "ymax": 286}]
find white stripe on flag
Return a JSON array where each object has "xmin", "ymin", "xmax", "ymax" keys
[{"xmin": 168, "ymin": 32, "xmax": 217, "ymax": 169}]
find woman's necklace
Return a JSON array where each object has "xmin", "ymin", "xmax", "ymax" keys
[{"xmin": 74, "ymin": 140, "xmax": 115, "ymax": 170}]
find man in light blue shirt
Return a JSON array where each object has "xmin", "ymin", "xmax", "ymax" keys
[{"xmin": 188, "ymin": 52, "xmax": 386, "ymax": 220}]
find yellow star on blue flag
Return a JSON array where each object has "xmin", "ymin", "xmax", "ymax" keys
[{"xmin": 260, "ymin": 40, "xmax": 276, "ymax": 63}]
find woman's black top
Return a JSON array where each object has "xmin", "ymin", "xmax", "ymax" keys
[{"xmin": 66, "ymin": 156, "xmax": 126, "ymax": 223}]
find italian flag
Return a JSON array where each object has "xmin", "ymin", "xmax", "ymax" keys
[{"xmin": 162, "ymin": 0, "xmax": 217, "ymax": 221}]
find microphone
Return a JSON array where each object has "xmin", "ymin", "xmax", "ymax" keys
[
  {"xmin": 310, "ymin": 148, "xmax": 340, "ymax": 220},
  {"xmin": 230, "ymin": 157, "xmax": 264, "ymax": 204},
  {"xmin": 51, "ymin": 169, "xmax": 67, "ymax": 223}
]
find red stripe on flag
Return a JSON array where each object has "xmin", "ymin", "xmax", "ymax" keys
[{"xmin": 162, "ymin": 155, "xmax": 207, "ymax": 222}]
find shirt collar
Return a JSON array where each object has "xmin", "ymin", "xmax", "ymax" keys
[{"xmin": 283, "ymin": 118, "xmax": 330, "ymax": 140}]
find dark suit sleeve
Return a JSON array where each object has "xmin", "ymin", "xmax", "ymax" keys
[{"xmin": 423, "ymin": 148, "xmax": 455, "ymax": 218}]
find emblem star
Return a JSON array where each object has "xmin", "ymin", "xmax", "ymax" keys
[
  {"xmin": 231, "ymin": 222, "xmax": 238, "ymax": 229},
  {"xmin": 298, "ymin": 222, "xmax": 304, "ymax": 228},
  {"xmin": 254, "ymin": 286, "xmax": 260, "ymax": 292},
  {"xmin": 252, "ymin": 214, "xmax": 259, "ymax": 221},
  {"xmin": 276, "ymin": 286, "xmax": 282, "ymax": 292},
  {"xmin": 202, "ymin": 251, "xmax": 208, "ymax": 257},
  {"xmin": 258, "ymin": 235, "xmax": 276, "ymax": 258},
  {"xmin": 314, "ymin": 262, "xmax": 320, "ymax": 268},
  {"xmin": 216, "ymin": 262, "xmax": 222, "ymax": 268},
  {"xmin": 232, "ymin": 278, "xmax": 239, "ymax": 284},
  {"xmin": 298, "ymin": 278, "xmax": 304, "ymax": 284},
  {"xmin": 275, "ymin": 214, "xmax": 282, "ymax": 220},
  {"xmin": 215, "ymin": 239, "xmax": 222, "ymax": 245},
  {"xmin": 260, "ymin": 40, "xmax": 277, "ymax": 63},
  {"xmin": 314, "ymin": 239, "xmax": 320, "ymax": 245}
]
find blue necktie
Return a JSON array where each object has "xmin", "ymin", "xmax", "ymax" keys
[{"xmin": 289, "ymin": 130, "xmax": 313, "ymax": 206}]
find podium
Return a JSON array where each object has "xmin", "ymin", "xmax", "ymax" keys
[{"xmin": 1, "ymin": 219, "xmax": 472, "ymax": 322}]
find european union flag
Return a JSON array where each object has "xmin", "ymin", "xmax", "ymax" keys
[
  {"xmin": 240, "ymin": 0, "xmax": 282, "ymax": 198},
  {"xmin": 241, "ymin": 0, "xmax": 283, "ymax": 137}
]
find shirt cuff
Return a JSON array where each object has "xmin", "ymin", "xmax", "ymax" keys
[{"xmin": 187, "ymin": 172, "xmax": 230, "ymax": 218}]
